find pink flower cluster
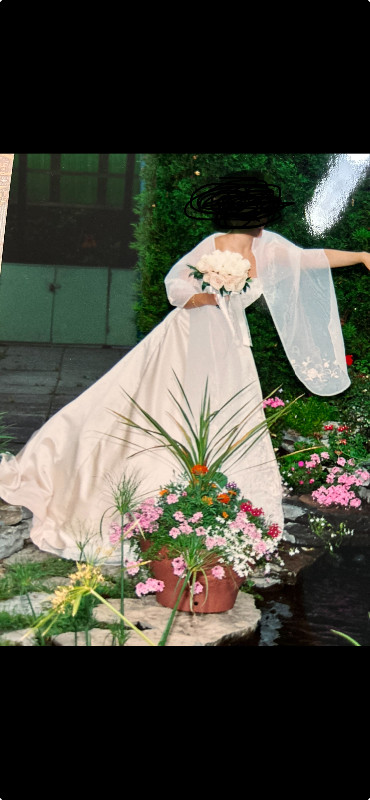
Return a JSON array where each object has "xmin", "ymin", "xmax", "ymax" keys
[
  {"xmin": 110, "ymin": 498, "xmax": 166, "ymax": 544},
  {"xmin": 263, "ymin": 397, "xmax": 285, "ymax": 408},
  {"xmin": 124, "ymin": 559, "xmax": 141, "ymax": 576},
  {"xmin": 109, "ymin": 518, "xmax": 143, "ymax": 544},
  {"xmin": 211, "ymin": 565, "xmax": 225, "ymax": 579},
  {"xmin": 312, "ymin": 464, "xmax": 370, "ymax": 508},
  {"xmin": 135, "ymin": 497, "xmax": 164, "ymax": 534},
  {"xmin": 229, "ymin": 513, "xmax": 273, "ymax": 554},
  {"xmin": 205, "ymin": 534, "xmax": 227, "ymax": 549},
  {"xmin": 312, "ymin": 485, "xmax": 361, "ymax": 508},
  {"xmin": 135, "ymin": 578, "xmax": 165, "ymax": 596},
  {"xmin": 172, "ymin": 556, "xmax": 187, "ymax": 576},
  {"xmin": 166, "ymin": 493, "xmax": 179, "ymax": 504}
]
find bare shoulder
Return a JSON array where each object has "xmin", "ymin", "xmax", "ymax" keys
[{"xmin": 214, "ymin": 233, "xmax": 232, "ymax": 252}]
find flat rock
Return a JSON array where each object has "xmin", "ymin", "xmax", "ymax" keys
[
  {"xmin": 93, "ymin": 593, "xmax": 261, "ymax": 646},
  {"xmin": 282, "ymin": 502, "xmax": 308, "ymax": 522},
  {"xmin": 0, "ymin": 627, "xmax": 38, "ymax": 646},
  {"xmin": 0, "ymin": 502, "xmax": 23, "ymax": 526},
  {"xmin": 284, "ymin": 521, "xmax": 321, "ymax": 548},
  {"xmin": 0, "ymin": 591, "xmax": 52, "ymax": 616},
  {"xmin": 52, "ymin": 628, "xmax": 118, "ymax": 647},
  {"xmin": 2, "ymin": 543, "xmax": 57, "ymax": 565},
  {"xmin": 0, "ymin": 529, "xmax": 25, "ymax": 559}
]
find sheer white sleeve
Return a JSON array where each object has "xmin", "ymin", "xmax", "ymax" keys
[
  {"xmin": 256, "ymin": 231, "xmax": 350, "ymax": 396},
  {"xmin": 164, "ymin": 234, "xmax": 216, "ymax": 307}
]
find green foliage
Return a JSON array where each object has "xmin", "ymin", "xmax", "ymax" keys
[
  {"xmin": 0, "ymin": 412, "xmax": 14, "ymax": 453},
  {"xmin": 0, "ymin": 611, "xmax": 35, "ymax": 632},
  {"xmin": 308, "ymin": 515, "xmax": 354, "ymax": 555},
  {"xmin": 0, "ymin": 559, "xmax": 77, "ymax": 601},
  {"xmin": 282, "ymin": 395, "xmax": 340, "ymax": 438},
  {"xmin": 262, "ymin": 394, "xmax": 339, "ymax": 450},
  {"xmin": 329, "ymin": 371, "xmax": 370, "ymax": 449}
]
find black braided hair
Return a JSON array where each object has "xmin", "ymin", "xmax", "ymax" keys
[{"xmin": 184, "ymin": 170, "xmax": 295, "ymax": 229}]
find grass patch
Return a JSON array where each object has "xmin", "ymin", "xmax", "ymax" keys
[
  {"xmin": 0, "ymin": 611, "xmax": 35, "ymax": 631},
  {"xmin": 0, "ymin": 559, "xmax": 77, "ymax": 601}
]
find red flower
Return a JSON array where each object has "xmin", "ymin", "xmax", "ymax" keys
[
  {"xmin": 250, "ymin": 507, "xmax": 263, "ymax": 517},
  {"xmin": 217, "ymin": 493, "xmax": 231, "ymax": 504},
  {"xmin": 191, "ymin": 464, "xmax": 208, "ymax": 475},
  {"xmin": 267, "ymin": 524, "xmax": 281, "ymax": 538},
  {"xmin": 324, "ymin": 425, "xmax": 334, "ymax": 431},
  {"xmin": 240, "ymin": 502, "xmax": 263, "ymax": 517},
  {"xmin": 338, "ymin": 425, "xmax": 349, "ymax": 432},
  {"xmin": 345, "ymin": 355, "xmax": 353, "ymax": 366}
]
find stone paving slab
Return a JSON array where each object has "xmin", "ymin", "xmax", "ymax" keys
[
  {"xmin": 0, "ymin": 591, "xmax": 52, "ymax": 616},
  {"xmin": 0, "ymin": 343, "xmax": 132, "ymax": 451},
  {"xmin": 0, "ymin": 373, "xmax": 58, "ymax": 391},
  {"xmin": 93, "ymin": 593, "xmax": 261, "ymax": 646},
  {"xmin": 0, "ymin": 627, "xmax": 38, "ymax": 646},
  {"xmin": 0, "ymin": 344, "xmax": 64, "ymax": 371}
]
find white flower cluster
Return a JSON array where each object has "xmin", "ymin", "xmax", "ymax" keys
[
  {"xmin": 220, "ymin": 522, "xmax": 280, "ymax": 579},
  {"xmin": 194, "ymin": 250, "xmax": 251, "ymax": 293}
]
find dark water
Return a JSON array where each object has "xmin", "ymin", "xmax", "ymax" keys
[{"xmin": 239, "ymin": 545, "xmax": 370, "ymax": 646}]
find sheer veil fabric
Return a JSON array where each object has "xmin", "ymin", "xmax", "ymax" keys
[{"xmin": 0, "ymin": 230, "xmax": 349, "ymax": 563}]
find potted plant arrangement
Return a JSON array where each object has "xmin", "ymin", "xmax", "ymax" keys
[{"xmin": 110, "ymin": 373, "xmax": 297, "ymax": 616}]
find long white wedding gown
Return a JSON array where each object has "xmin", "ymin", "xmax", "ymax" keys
[{"xmin": 0, "ymin": 230, "xmax": 349, "ymax": 564}]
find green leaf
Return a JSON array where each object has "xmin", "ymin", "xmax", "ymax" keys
[{"xmin": 331, "ymin": 629, "xmax": 361, "ymax": 646}]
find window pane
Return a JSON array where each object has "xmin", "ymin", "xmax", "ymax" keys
[
  {"xmin": 60, "ymin": 174, "xmax": 98, "ymax": 204},
  {"xmin": 106, "ymin": 176, "xmax": 125, "ymax": 207},
  {"xmin": 28, "ymin": 173, "xmax": 50, "ymax": 202},
  {"xmin": 27, "ymin": 154, "xmax": 51, "ymax": 170},
  {"xmin": 108, "ymin": 154, "xmax": 127, "ymax": 174},
  {"xmin": 61, "ymin": 154, "xmax": 99, "ymax": 173}
]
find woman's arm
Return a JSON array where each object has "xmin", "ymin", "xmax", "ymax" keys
[
  {"xmin": 183, "ymin": 293, "xmax": 219, "ymax": 309},
  {"xmin": 324, "ymin": 249, "xmax": 370, "ymax": 270}
]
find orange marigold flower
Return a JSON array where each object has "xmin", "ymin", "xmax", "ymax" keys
[
  {"xmin": 217, "ymin": 493, "xmax": 231, "ymax": 504},
  {"xmin": 191, "ymin": 464, "xmax": 208, "ymax": 475},
  {"xmin": 159, "ymin": 489, "xmax": 169, "ymax": 496},
  {"xmin": 201, "ymin": 496, "xmax": 213, "ymax": 505},
  {"xmin": 228, "ymin": 490, "xmax": 237, "ymax": 496},
  {"xmin": 222, "ymin": 511, "xmax": 229, "ymax": 518}
]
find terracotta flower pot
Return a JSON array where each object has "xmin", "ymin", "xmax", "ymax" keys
[
  {"xmin": 153, "ymin": 558, "xmax": 244, "ymax": 613},
  {"xmin": 139, "ymin": 538, "xmax": 244, "ymax": 613}
]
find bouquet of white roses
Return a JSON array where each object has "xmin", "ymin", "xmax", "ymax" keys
[{"xmin": 188, "ymin": 250, "xmax": 252, "ymax": 296}]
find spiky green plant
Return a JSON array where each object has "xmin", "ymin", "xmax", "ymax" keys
[{"xmin": 111, "ymin": 372, "xmax": 302, "ymax": 490}]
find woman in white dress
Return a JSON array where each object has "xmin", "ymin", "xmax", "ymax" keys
[{"xmin": 0, "ymin": 172, "xmax": 369, "ymax": 564}]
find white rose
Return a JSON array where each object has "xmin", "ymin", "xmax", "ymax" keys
[
  {"xmin": 204, "ymin": 271, "xmax": 225, "ymax": 291},
  {"xmin": 223, "ymin": 251, "xmax": 250, "ymax": 277},
  {"xmin": 196, "ymin": 251, "xmax": 224, "ymax": 274},
  {"xmin": 223, "ymin": 275, "xmax": 247, "ymax": 292},
  {"xmin": 194, "ymin": 251, "xmax": 250, "ymax": 292}
]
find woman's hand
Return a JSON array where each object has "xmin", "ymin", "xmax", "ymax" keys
[
  {"xmin": 184, "ymin": 293, "xmax": 219, "ymax": 309},
  {"xmin": 362, "ymin": 252, "xmax": 370, "ymax": 271}
]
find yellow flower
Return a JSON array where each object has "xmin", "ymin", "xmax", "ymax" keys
[
  {"xmin": 201, "ymin": 496, "xmax": 213, "ymax": 505},
  {"xmin": 69, "ymin": 563, "xmax": 105, "ymax": 588},
  {"xmin": 51, "ymin": 586, "xmax": 70, "ymax": 613}
]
